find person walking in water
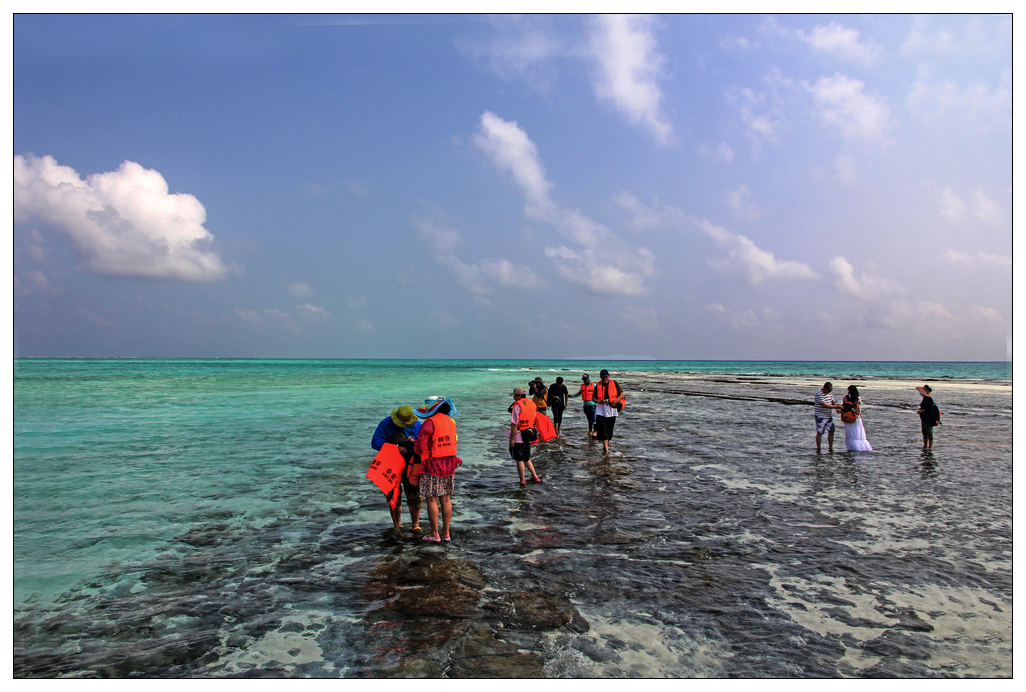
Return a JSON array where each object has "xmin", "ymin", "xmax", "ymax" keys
[
  {"xmin": 594, "ymin": 369, "xmax": 623, "ymax": 455},
  {"xmin": 413, "ymin": 397, "xmax": 462, "ymax": 542},
  {"xmin": 916, "ymin": 384, "xmax": 941, "ymax": 450},
  {"xmin": 530, "ymin": 377, "xmax": 549, "ymax": 417},
  {"xmin": 841, "ymin": 385, "xmax": 873, "ymax": 452},
  {"xmin": 548, "ymin": 376, "xmax": 569, "ymax": 436},
  {"xmin": 570, "ymin": 374, "xmax": 598, "ymax": 436},
  {"xmin": 370, "ymin": 405, "xmax": 423, "ymax": 535},
  {"xmin": 814, "ymin": 382, "xmax": 842, "ymax": 453},
  {"xmin": 508, "ymin": 387, "xmax": 542, "ymax": 486}
]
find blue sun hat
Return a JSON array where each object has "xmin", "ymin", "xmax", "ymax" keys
[{"xmin": 415, "ymin": 396, "xmax": 460, "ymax": 418}]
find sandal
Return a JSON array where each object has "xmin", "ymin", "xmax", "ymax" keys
[{"xmin": 422, "ymin": 535, "xmax": 441, "ymax": 542}]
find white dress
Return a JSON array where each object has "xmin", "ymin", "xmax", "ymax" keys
[{"xmin": 844, "ymin": 397, "xmax": 873, "ymax": 452}]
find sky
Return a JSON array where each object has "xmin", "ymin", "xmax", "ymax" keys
[{"xmin": 10, "ymin": 13, "xmax": 1014, "ymax": 360}]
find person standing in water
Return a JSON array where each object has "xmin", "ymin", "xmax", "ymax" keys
[
  {"xmin": 370, "ymin": 405, "xmax": 423, "ymax": 535},
  {"xmin": 916, "ymin": 385, "xmax": 941, "ymax": 450},
  {"xmin": 547, "ymin": 376, "xmax": 569, "ymax": 436},
  {"xmin": 814, "ymin": 382, "xmax": 842, "ymax": 453},
  {"xmin": 413, "ymin": 397, "xmax": 462, "ymax": 542},
  {"xmin": 508, "ymin": 387, "xmax": 542, "ymax": 486},
  {"xmin": 529, "ymin": 377, "xmax": 549, "ymax": 417},
  {"xmin": 570, "ymin": 374, "xmax": 598, "ymax": 436},
  {"xmin": 841, "ymin": 385, "xmax": 873, "ymax": 452},
  {"xmin": 594, "ymin": 369, "xmax": 623, "ymax": 455}
]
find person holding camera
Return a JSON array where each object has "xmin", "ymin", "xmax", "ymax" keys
[{"xmin": 509, "ymin": 386, "xmax": 542, "ymax": 486}]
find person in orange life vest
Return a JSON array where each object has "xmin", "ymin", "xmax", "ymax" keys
[
  {"xmin": 594, "ymin": 369, "xmax": 623, "ymax": 455},
  {"xmin": 508, "ymin": 387, "xmax": 542, "ymax": 486},
  {"xmin": 370, "ymin": 405, "xmax": 423, "ymax": 535},
  {"xmin": 569, "ymin": 373, "xmax": 598, "ymax": 437},
  {"xmin": 413, "ymin": 397, "xmax": 462, "ymax": 542}
]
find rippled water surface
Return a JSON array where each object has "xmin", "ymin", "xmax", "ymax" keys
[{"xmin": 13, "ymin": 359, "xmax": 1012, "ymax": 677}]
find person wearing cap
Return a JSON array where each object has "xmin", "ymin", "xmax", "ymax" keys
[
  {"xmin": 529, "ymin": 377, "xmax": 549, "ymax": 417},
  {"xmin": 916, "ymin": 385, "xmax": 941, "ymax": 450},
  {"xmin": 508, "ymin": 387, "xmax": 542, "ymax": 486},
  {"xmin": 572, "ymin": 373, "xmax": 598, "ymax": 436},
  {"xmin": 413, "ymin": 397, "xmax": 463, "ymax": 542},
  {"xmin": 371, "ymin": 406, "xmax": 423, "ymax": 535},
  {"xmin": 594, "ymin": 369, "xmax": 623, "ymax": 455},
  {"xmin": 569, "ymin": 374, "xmax": 598, "ymax": 436}
]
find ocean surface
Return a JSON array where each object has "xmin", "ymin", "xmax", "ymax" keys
[{"xmin": 13, "ymin": 359, "xmax": 1012, "ymax": 678}]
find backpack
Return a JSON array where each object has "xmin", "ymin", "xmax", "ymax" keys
[{"xmin": 933, "ymin": 403, "xmax": 941, "ymax": 425}]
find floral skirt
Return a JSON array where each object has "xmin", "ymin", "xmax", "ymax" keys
[{"xmin": 419, "ymin": 473, "xmax": 455, "ymax": 498}]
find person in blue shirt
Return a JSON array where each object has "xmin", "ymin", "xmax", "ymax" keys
[{"xmin": 371, "ymin": 406, "xmax": 423, "ymax": 535}]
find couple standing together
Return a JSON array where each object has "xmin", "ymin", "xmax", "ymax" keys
[{"xmin": 814, "ymin": 382, "xmax": 872, "ymax": 453}]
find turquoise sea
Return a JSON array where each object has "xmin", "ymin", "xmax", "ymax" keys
[{"xmin": 13, "ymin": 359, "xmax": 1012, "ymax": 677}]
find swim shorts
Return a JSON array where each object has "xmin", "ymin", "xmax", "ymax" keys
[
  {"xmin": 510, "ymin": 442, "xmax": 532, "ymax": 462},
  {"xmin": 815, "ymin": 416, "xmax": 835, "ymax": 434}
]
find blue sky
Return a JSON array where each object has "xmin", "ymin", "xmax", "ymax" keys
[{"xmin": 11, "ymin": 14, "xmax": 1012, "ymax": 360}]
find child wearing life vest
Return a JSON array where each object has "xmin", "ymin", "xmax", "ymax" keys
[{"xmin": 570, "ymin": 374, "xmax": 598, "ymax": 436}]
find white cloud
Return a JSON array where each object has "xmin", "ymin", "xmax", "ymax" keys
[
  {"xmin": 905, "ymin": 65, "xmax": 1011, "ymax": 126},
  {"xmin": 14, "ymin": 269, "xmax": 62, "ymax": 298},
  {"xmin": 296, "ymin": 303, "xmax": 331, "ymax": 319},
  {"xmin": 14, "ymin": 154, "xmax": 229, "ymax": 282},
  {"xmin": 234, "ymin": 308, "xmax": 301, "ymax": 334},
  {"xmin": 588, "ymin": 14, "xmax": 674, "ymax": 146},
  {"xmin": 724, "ymin": 184, "xmax": 760, "ymax": 221},
  {"xmin": 473, "ymin": 112, "xmax": 655, "ymax": 296},
  {"xmin": 288, "ymin": 282, "xmax": 314, "ymax": 299},
  {"xmin": 941, "ymin": 250, "xmax": 1011, "ymax": 270},
  {"xmin": 901, "ymin": 15, "xmax": 1012, "ymax": 58},
  {"xmin": 473, "ymin": 111, "xmax": 556, "ymax": 220},
  {"xmin": 436, "ymin": 254, "xmax": 542, "ymax": 296},
  {"xmin": 413, "ymin": 217, "xmax": 463, "ymax": 254},
  {"xmin": 699, "ymin": 219, "xmax": 819, "ymax": 285},
  {"xmin": 806, "ymin": 74, "xmax": 891, "ymax": 142},
  {"xmin": 800, "ymin": 22, "xmax": 883, "ymax": 67},
  {"xmin": 970, "ymin": 305, "xmax": 1010, "ymax": 327},
  {"xmin": 705, "ymin": 303, "xmax": 780, "ymax": 331},
  {"xmin": 456, "ymin": 20, "xmax": 562, "ymax": 88},
  {"xmin": 973, "ymin": 190, "xmax": 1003, "ymax": 224},
  {"xmin": 940, "ymin": 188, "xmax": 967, "ymax": 220},
  {"xmin": 545, "ymin": 246, "xmax": 648, "ymax": 296},
  {"xmin": 829, "ymin": 256, "xmax": 905, "ymax": 301}
]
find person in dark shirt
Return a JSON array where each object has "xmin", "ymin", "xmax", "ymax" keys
[
  {"xmin": 916, "ymin": 385, "xmax": 940, "ymax": 450},
  {"xmin": 547, "ymin": 376, "xmax": 569, "ymax": 436}
]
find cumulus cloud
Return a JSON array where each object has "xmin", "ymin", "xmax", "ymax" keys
[
  {"xmin": 724, "ymin": 184, "xmax": 760, "ymax": 221},
  {"xmin": 288, "ymin": 282, "xmax": 314, "ymax": 299},
  {"xmin": 699, "ymin": 219, "xmax": 819, "ymax": 285},
  {"xmin": 473, "ymin": 112, "xmax": 655, "ymax": 296},
  {"xmin": 296, "ymin": 303, "xmax": 331, "ymax": 319},
  {"xmin": 905, "ymin": 65, "xmax": 1011, "ymax": 126},
  {"xmin": 799, "ymin": 22, "xmax": 883, "ymax": 67},
  {"xmin": 456, "ymin": 18, "xmax": 563, "ymax": 88},
  {"xmin": 588, "ymin": 14, "xmax": 674, "ymax": 146},
  {"xmin": 939, "ymin": 188, "xmax": 1005, "ymax": 225},
  {"xmin": 806, "ymin": 74, "xmax": 891, "ymax": 142},
  {"xmin": 413, "ymin": 213, "xmax": 541, "ymax": 296},
  {"xmin": 829, "ymin": 256, "xmax": 904, "ymax": 301},
  {"xmin": 14, "ymin": 154, "xmax": 230, "ymax": 282}
]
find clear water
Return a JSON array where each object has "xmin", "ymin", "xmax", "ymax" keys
[{"xmin": 13, "ymin": 359, "xmax": 1012, "ymax": 677}]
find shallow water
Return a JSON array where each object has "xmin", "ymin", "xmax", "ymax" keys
[{"xmin": 13, "ymin": 360, "xmax": 1012, "ymax": 677}]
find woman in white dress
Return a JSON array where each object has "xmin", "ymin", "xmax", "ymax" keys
[{"xmin": 841, "ymin": 385, "xmax": 873, "ymax": 452}]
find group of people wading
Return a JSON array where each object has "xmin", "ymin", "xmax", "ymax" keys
[{"xmin": 367, "ymin": 370, "xmax": 626, "ymax": 542}]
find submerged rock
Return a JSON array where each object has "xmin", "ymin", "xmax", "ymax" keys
[
  {"xmin": 393, "ymin": 582, "xmax": 481, "ymax": 619},
  {"xmin": 482, "ymin": 592, "xmax": 588, "ymax": 631},
  {"xmin": 447, "ymin": 627, "xmax": 543, "ymax": 678}
]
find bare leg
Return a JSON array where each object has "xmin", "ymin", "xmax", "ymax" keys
[
  {"xmin": 516, "ymin": 460, "xmax": 526, "ymax": 483},
  {"xmin": 407, "ymin": 494, "xmax": 422, "ymax": 530},
  {"xmin": 440, "ymin": 496, "xmax": 452, "ymax": 540},
  {"xmin": 525, "ymin": 460, "xmax": 539, "ymax": 481},
  {"xmin": 816, "ymin": 432, "xmax": 822, "ymax": 453},
  {"xmin": 426, "ymin": 497, "xmax": 440, "ymax": 539},
  {"xmin": 827, "ymin": 429, "xmax": 834, "ymax": 453}
]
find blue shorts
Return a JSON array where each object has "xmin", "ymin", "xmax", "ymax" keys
[{"xmin": 815, "ymin": 417, "xmax": 835, "ymax": 434}]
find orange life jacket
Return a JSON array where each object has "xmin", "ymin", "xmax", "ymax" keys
[
  {"xmin": 427, "ymin": 413, "xmax": 457, "ymax": 458},
  {"xmin": 514, "ymin": 398, "xmax": 537, "ymax": 431},
  {"xmin": 596, "ymin": 378, "xmax": 621, "ymax": 404},
  {"xmin": 579, "ymin": 382, "xmax": 596, "ymax": 401}
]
